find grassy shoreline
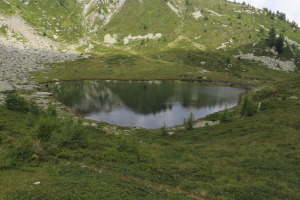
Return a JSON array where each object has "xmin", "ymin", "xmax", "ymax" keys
[{"xmin": 1, "ymin": 52, "xmax": 300, "ymax": 199}]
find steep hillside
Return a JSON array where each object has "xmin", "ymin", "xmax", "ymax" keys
[{"xmin": 1, "ymin": 0, "xmax": 299, "ymax": 50}]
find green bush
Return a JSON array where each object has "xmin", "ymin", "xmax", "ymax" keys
[
  {"xmin": 241, "ymin": 95, "xmax": 257, "ymax": 117},
  {"xmin": 47, "ymin": 117, "xmax": 88, "ymax": 149},
  {"xmin": 160, "ymin": 123, "xmax": 168, "ymax": 136},
  {"xmin": 184, "ymin": 113, "xmax": 195, "ymax": 131},
  {"xmin": 61, "ymin": 119, "xmax": 87, "ymax": 148},
  {"xmin": 45, "ymin": 103, "xmax": 57, "ymax": 117},
  {"xmin": 5, "ymin": 93, "xmax": 29, "ymax": 112},
  {"xmin": 5, "ymin": 93, "xmax": 40, "ymax": 114},
  {"xmin": 220, "ymin": 108, "xmax": 233, "ymax": 122},
  {"xmin": 10, "ymin": 136, "xmax": 34, "ymax": 161},
  {"xmin": 117, "ymin": 138, "xmax": 138, "ymax": 155},
  {"xmin": 26, "ymin": 114, "xmax": 36, "ymax": 127},
  {"xmin": 36, "ymin": 117, "xmax": 59, "ymax": 141},
  {"xmin": 28, "ymin": 99, "xmax": 40, "ymax": 115}
]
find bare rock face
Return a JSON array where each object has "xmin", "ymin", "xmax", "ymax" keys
[{"xmin": 79, "ymin": 0, "xmax": 126, "ymax": 32}]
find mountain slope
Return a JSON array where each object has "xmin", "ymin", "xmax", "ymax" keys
[
  {"xmin": 1, "ymin": 0, "xmax": 300, "ymax": 52},
  {"xmin": 1, "ymin": 1, "xmax": 300, "ymax": 200}
]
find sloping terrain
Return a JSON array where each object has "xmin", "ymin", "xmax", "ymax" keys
[{"xmin": 0, "ymin": 0, "xmax": 300, "ymax": 199}]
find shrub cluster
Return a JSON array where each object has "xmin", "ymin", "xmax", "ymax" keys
[
  {"xmin": 1, "ymin": 93, "xmax": 88, "ymax": 169},
  {"xmin": 5, "ymin": 93, "xmax": 40, "ymax": 114},
  {"xmin": 184, "ymin": 113, "xmax": 195, "ymax": 131}
]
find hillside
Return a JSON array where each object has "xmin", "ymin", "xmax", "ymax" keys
[
  {"xmin": 0, "ymin": 0, "xmax": 300, "ymax": 199},
  {"xmin": 0, "ymin": 0, "xmax": 299, "ymax": 91}
]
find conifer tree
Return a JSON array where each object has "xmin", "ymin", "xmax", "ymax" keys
[
  {"xmin": 267, "ymin": 27, "xmax": 276, "ymax": 47},
  {"xmin": 241, "ymin": 95, "xmax": 256, "ymax": 117},
  {"xmin": 275, "ymin": 33, "xmax": 284, "ymax": 53}
]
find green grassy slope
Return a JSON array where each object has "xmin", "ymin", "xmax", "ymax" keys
[
  {"xmin": 97, "ymin": 0, "xmax": 180, "ymax": 38},
  {"xmin": 5, "ymin": 0, "xmax": 84, "ymax": 42},
  {"xmin": 1, "ymin": 0, "xmax": 300, "ymax": 199},
  {"xmin": 1, "ymin": 74, "xmax": 300, "ymax": 199},
  {"xmin": 2, "ymin": 0, "xmax": 299, "ymax": 55}
]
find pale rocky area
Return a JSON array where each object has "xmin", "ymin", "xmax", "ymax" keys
[
  {"xmin": 78, "ymin": 0, "xmax": 126, "ymax": 32},
  {"xmin": 166, "ymin": 1, "xmax": 182, "ymax": 18},
  {"xmin": 192, "ymin": 10, "xmax": 203, "ymax": 20},
  {"xmin": 235, "ymin": 53, "xmax": 297, "ymax": 72},
  {"xmin": 123, "ymin": 33, "xmax": 162, "ymax": 45},
  {"xmin": 0, "ymin": 14, "xmax": 83, "ymax": 105},
  {"xmin": 216, "ymin": 38, "xmax": 234, "ymax": 50},
  {"xmin": 205, "ymin": 8, "xmax": 223, "ymax": 17},
  {"xmin": 104, "ymin": 34, "xmax": 118, "ymax": 44},
  {"xmin": 103, "ymin": 33, "xmax": 163, "ymax": 45}
]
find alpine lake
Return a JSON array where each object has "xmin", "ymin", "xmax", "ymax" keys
[{"xmin": 47, "ymin": 80, "xmax": 245, "ymax": 129}]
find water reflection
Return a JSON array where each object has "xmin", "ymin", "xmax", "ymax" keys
[{"xmin": 48, "ymin": 80, "xmax": 245, "ymax": 129}]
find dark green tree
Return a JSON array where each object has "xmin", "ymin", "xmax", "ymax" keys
[
  {"xmin": 184, "ymin": 113, "xmax": 195, "ymax": 131},
  {"xmin": 241, "ymin": 95, "xmax": 256, "ymax": 117},
  {"xmin": 275, "ymin": 33, "xmax": 284, "ymax": 53},
  {"xmin": 267, "ymin": 27, "xmax": 276, "ymax": 47}
]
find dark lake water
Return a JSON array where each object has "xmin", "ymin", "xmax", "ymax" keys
[{"xmin": 48, "ymin": 80, "xmax": 245, "ymax": 129}]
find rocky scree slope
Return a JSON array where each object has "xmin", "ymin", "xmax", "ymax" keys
[{"xmin": 0, "ymin": 12, "xmax": 83, "ymax": 104}]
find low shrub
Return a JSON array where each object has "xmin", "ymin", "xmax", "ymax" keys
[
  {"xmin": 45, "ymin": 103, "xmax": 57, "ymax": 117},
  {"xmin": 10, "ymin": 136, "xmax": 34, "ymax": 161},
  {"xmin": 5, "ymin": 93, "xmax": 40, "ymax": 114},
  {"xmin": 184, "ymin": 113, "xmax": 195, "ymax": 131},
  {"xmin": 36, "ymin": 117, "xmax": 59, "ymax": 141},
  {"xmin": 49, "ymin": 118, "xmax": 87, "ymax": 149},
  {"xmin": 160, "ymin": 123, "xmax": 168, "ymax": 136},
  {"xmin": 5, "ymin": 93, "xmax": 29, "ymax": 112},
  {"xmin": 241, "ymin": 95, "xmax": 256, "ymax": 117},
  {"xmin": 220, "ymin": 108, "xmax": 233, "ymax": 122}
]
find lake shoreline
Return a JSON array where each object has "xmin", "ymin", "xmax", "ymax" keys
[
  {"xmin": 41, "ymin": 77, "xmax": 252, "ymax": 90},
  {"xmin": 46, "ymin": 80, "xmax": 245, "ymax": 129}
]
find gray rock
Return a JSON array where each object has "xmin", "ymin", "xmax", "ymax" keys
[
  {"xmin": 33, "ymin": 92, "xmax": 53, "ymax": 96},
  {"xmin": 0, "ymin": 81, "xmax": 14, "ymax": 92}
]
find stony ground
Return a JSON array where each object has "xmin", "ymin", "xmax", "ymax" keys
[{"xmin": 0, "ymin": 14, "xmax": 85, "ymax": 105}]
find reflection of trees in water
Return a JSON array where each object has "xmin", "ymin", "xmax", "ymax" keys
[
  {"xmin": 48, "ymin": 81, "xmax": 124, "ymax": 114},
  {"xmin": 169, "ymin": 83, "xmax": 243, "ymax": 109},
  {"xmin": 105, "ymin": 81, "xmax": 175, "ymax": 114},
  {"xmin": 48, "ymin": 81, "xmax": 244, "ymax": 115}
]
